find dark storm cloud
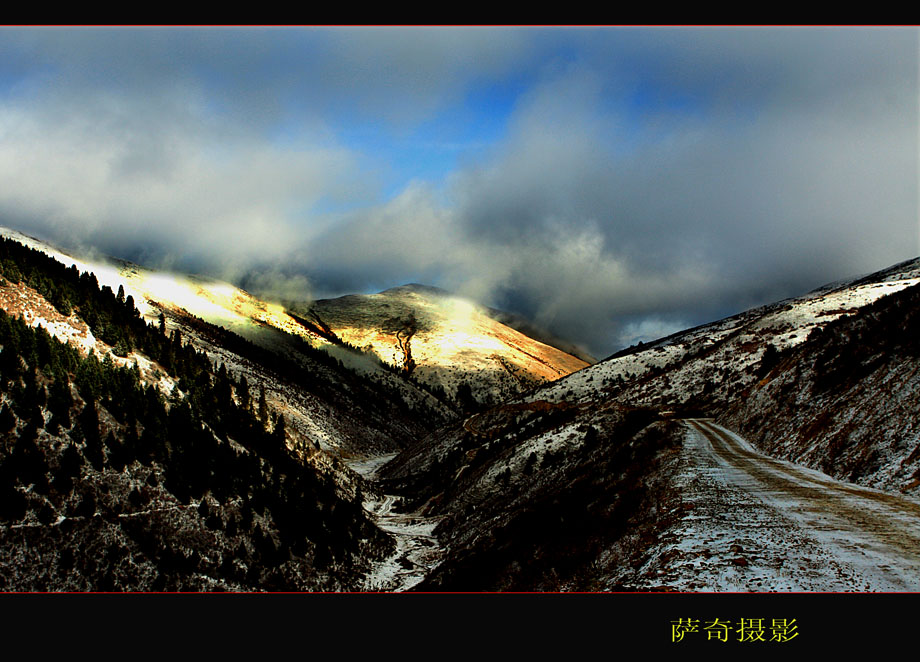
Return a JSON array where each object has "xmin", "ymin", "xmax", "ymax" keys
[
  {"xmin": 304, "ymin": 29, "xmax": 918, "ymax": 355},
  {"xmin": 457, "ymin": 29, "xmax": 920, "ymax": 352}
]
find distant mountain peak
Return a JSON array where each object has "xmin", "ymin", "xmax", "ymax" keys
[
  {"xmin": 306, "ymin": 282, "xmax": 590, "ymax": 404},
  {"xmin": 379, "ymin": 283, "xmax": 452, "ymax": 298}
]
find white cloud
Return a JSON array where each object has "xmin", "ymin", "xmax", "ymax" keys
[{"xmin": 0, "ymin": 83, "xmax": 363, "ymax": 277}]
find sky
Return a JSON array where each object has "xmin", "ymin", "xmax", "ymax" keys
[{"xmin": 0, "ymin": 26, "xmax": 917, "ymax": 357}]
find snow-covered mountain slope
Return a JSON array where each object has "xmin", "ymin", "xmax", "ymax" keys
[
  {"xmin": 379, "ymin": 255, "xmax": 920, "ymax": 590},
  {"xmin": 0, "ymin": 227, "xmax": 588, "ymax": 414},
  {"xmin": 499, "ymin": 257, "xmax": 920, "ymax": 497},
  {"xmin": 0, "ymin": 244, "xmax": 180, "ymax": 395},
  {"xmin": 0, "ymin": 244, "xmax": 400, "ymax": 590},
  {"xmin": 578, "ymin": 257, "xmax": 920, "ymax": 497},
  {"xmin": 0, "ymin": 226, "xmax": 322, "ymax": 349},
  {"xmin": 0, "ymin": 227, "xmax": 453, "ymax": 458},
  {"xmin": 526, "ymin": 256, "xmax": 920, "ymax": 410},
  {"xmin": 297, "ymin": 284, "xmax": 591, "ymax": 407},
  {"xmin": 716, "ymin": 277, "xmax": 920, "ymax": 495}
]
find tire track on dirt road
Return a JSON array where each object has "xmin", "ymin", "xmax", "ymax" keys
[{"xmin": 685, "ymin": 419, "xmax": 920, "ymax": 589}]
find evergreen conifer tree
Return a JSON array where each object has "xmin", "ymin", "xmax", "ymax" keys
[
  {"xmin": 258, "ymin": 388, "xmax": 269, "ymax": 426},
  {"xmin": 273, "ymin": 414, "xmax": 287, "ymax": 449}
]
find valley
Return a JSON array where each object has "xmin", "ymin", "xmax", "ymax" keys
[{"xmin": 0, "ymin": 226, "xmax": 918, "ymax": 592}]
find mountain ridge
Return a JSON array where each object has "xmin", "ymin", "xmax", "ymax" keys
[
  {"xmin": 297, "ymin": 282, "xmax": 592, "ymax": 408},
  {"xmin": 0, "ymin": 226, "xmax": 589, "ymax": 414}
]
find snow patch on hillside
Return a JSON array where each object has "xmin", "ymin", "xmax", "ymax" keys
[{"xmin": 525, "ymin": 265, "xmax": 920, "ymax": 411}]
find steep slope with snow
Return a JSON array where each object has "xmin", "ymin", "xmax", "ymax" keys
[
  {"xmin": 0, "ymin": 246, "xmax": 396, "ymax": 590},
  {"xmin": 503, "ymin": 257, "xmax": 920, "ymax": 497},
  {"xmin": 0, "ymin": 228, "xmax": 454, "ymax": 459},
  {"xmin": 0, "ymin": 226, "xmax": 589, "ymax": 435},
  {"xmin": 598, "ymin": 258, "xmax": 920, "ymax": 496},
  {"xmin": 0, "ymin": 226, "xmax": 322, "ymax": 350},
  {"xmin": 297, "ymin": 284, "xmax": 591, "ymax": 408},
  {"xmin": 716, "ymin": 278, "xmax": 920, "ymax": 494},
  {"xmin": 526, "ymin": 258, "xmax": 920, "ymax": 411}
]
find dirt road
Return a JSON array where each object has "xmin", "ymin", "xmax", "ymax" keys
[{"xmin": 633, "ymin": 419, "xmax": 920, "ymax": 591}]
